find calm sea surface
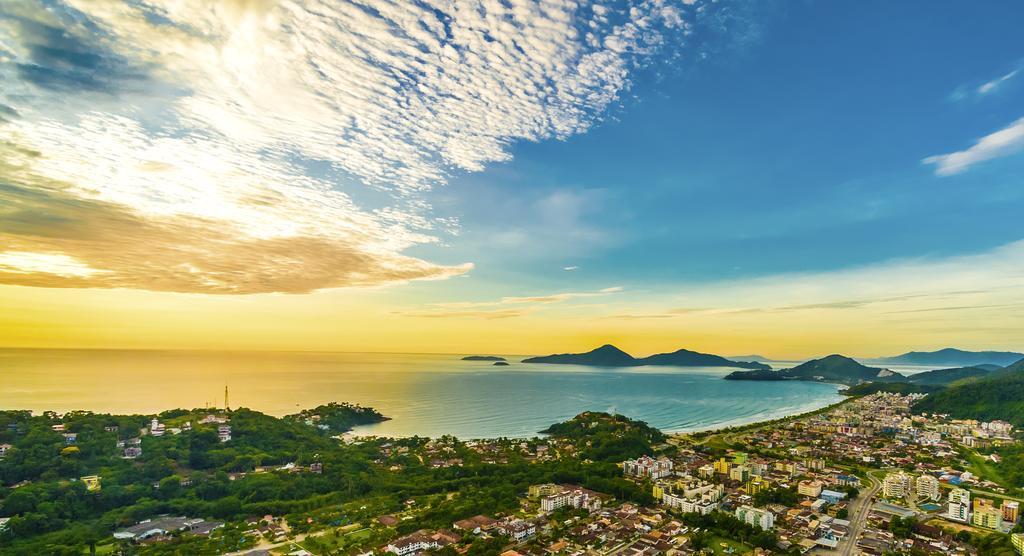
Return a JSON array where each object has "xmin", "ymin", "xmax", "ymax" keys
[{"xmin": 0, "ymin": 349, "xmax": 859, "ymax": 438}]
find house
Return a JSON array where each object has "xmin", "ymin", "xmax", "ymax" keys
[
  {"xmin": 113, "ymin": 516, "xmax": 197, "ymax": 540},
  {"xmin": 0, "ymin": 443, "xmax": 11, "ymax": 458},
  {"xmin": 496, "ymin": 519, "xmax": 537, "ymax": 542},
  {"xmin": 383, "ymin": 530, "xmax": 457, "ymax": 555},
  {"xmin": 453, "ymin": 515, "xmax": 496, "ymax": 534},
  {"xmin": 189, "ymin": 521, "xmax": 224, "ymax": 536}
]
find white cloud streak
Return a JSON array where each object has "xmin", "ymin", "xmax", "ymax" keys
[
  {"xmin": 922, "ymin": 117, "xmax": 1024, "ymax": 176},
  {"xmin": 978, "ymin": 68, "xmax": 1019, "ymax": 95}
]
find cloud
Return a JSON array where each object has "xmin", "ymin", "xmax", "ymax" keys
[
  {"xmin": 0, "ymin": 163, "xmax": 469, "ymax": 294},
  {"xmin": 563, "ymin": 266, "xmax": 579, "ymax": 271},
  {"xmin": 0, "ymin": 0, "xmax": 709, "ymax": 294},
  {"xmin": 923, "ymin": 117, "xmax": 1024, "ymax": 176},
  {"xmin": 977, "ymin": 68, "xmax": 1019, "ymax": 96},
  {"xmin": 599, "ymin": 240, "xmax": 1024, "ymax": 321},
  {"xmin": 402, "ymin": 285, "xmax": 623, "ymax": 317},
  {"xmin": 394, "ymin": 308, "xmax": 528, "ymax": 320}
]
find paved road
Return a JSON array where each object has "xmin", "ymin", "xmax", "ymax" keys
[{"xmin": 836, "ymin": 473, "xmax": 882, "ymax": 556}]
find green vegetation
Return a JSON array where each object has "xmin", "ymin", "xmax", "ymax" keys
[
  {"xmin": 679, "ymin": 511, "xmax": 776, "ymax": 552},
  {"xmin": 285, "ymin": 402, "xmax": 388, "ymax": 434},
  {"xmin": 913, "ymin": 367, "xmax": 1024, "ymax": 427},
  {"xmin": 0, "ymin": 407, "xmax": 655, "ymax": 555},
  {"xmin": 752, "ymin": 486, "xmax": 798, "ymax": 507},
  {"xmin": 539, "ymin": 411, "xmax": 666, "ymax": 462}
]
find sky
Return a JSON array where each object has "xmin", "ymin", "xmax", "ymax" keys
[{"xmin": 0, "ymin": 0, "xmax": 1022, "ymax": 359}]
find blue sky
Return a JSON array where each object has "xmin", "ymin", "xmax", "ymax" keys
[{"xmin": 415, "ymin": 1, "xmax": 1024, "ymax": 297}]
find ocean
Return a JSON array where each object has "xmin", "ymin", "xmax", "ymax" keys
[{"xmin": 0, "ymin": 349, "xmax": 854, "ymax": 438}]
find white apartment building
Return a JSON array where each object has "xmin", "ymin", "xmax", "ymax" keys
[
  {"xmin": 622, "ymin": 456, "xmax": 673, "ymax": 479},
  {"xmin": 882, "ymin": 472, "xmax": 911, "ymax": 499},
  {"xmin": 735, "ymin": 505, "xmax": 774, "ymax": 530},
  {"xmin": 915, "ymin": 475, "xmax": 940, "ymax": 501}
]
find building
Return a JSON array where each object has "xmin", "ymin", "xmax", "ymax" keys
[
  {"xmin": 746, "ymin": 476, "xmax": 770, "ymax": 496},
  {"xmin": 729, "ymin": 464, "xmax": 750, "ymax": 482},
  {"xmin": 1010, "ymin": 532, "xmax": 1024, "ymax": 555},
  {"xmin": 1002, "ymin": 500, "xmax": 1020, "ymax": 524},
  {"xmin": 218, "ymin": 424, "xmax": 231, "ymax": 442},
  {"xmin": 81, "ymin": 475, "xmax": 101, "ymax": 492},
  {"xmin": 883, "ymin": 472, "xmax": 912, "ymax": 499},
  {"xmin": 528, "ymin": 483, "xmax": 562, "ymax": 498},
  {"xmin": 948, "ymin": 488, "xmax": 971, "ymax": 522},
  {"xmin": 384, "ymin": 532, "xmax": 442, "ymax": 555},
  {"xmin": 915, "ymin": 474, "xmax": 940, "ymax": 501},
  {"xmin": 540, "ymin": 486, "xmax": 604, "ymax": 513},
  {"xmin": 0, "ymin": 444, "xmax": 10, "ymax": 458},
  {"xmin": 114, "ymin": 517, "xmax": 197, "ymax": 540},
  {"xmin": 819, "ymin": 489, "xmax": 848, "ymax": 504},
  {"xmin": 662, "ymin": 493, "xmax": 715, "ymax": 515},
  {"xmin": 972, "ymin": 501, "xmax": 1003, "ymax": 530},
  {"xmin": 495, "ymin": 520, "xmax": 536, "ymax": 542},
  {"xmin": 798, "ymin": 480, "xmax": 823, "ymax": 498},
  {"xmin": 622, "ymin": 456, "xmax": 673, "ymax": 479},
  {"xmin": 714, "ymin": 457, "xmax": 731, "ymax": 475},
  {"xmin": 453, "ymin": 515, "xmax": 496, "ymax": 534},
  {"xmin": 149, "ymin": 418, "xmax": 165, "ymax": 437},
  {"xmin": 735, "ymin": 505, "xmax": 774, "ymax": 530}
]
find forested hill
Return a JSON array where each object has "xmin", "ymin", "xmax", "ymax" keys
[
  {"xmin": 913, "ymin": 358, "xmax": 1024, "ymax": 427},
  {"xmin": 540, "ymin": 412, "xmax": 666, "ymax": 462},
  {"xmin": 724, "ymin": 354, "xmax": 901, "ymax": 386},
  {"xmin": 284, "ymin": 402, "xmax": 388, "ymax": 433},
  {"xmin": 0, "ymin": 404, "xmax": 657, "ymax": 554}
]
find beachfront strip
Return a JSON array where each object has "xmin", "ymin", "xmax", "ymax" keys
[{"xmin": 76, "ymin": 392, "xmax": 1024, "ymax": 556}]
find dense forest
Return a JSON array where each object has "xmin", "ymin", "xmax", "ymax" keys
[
  {"xmin": 0, "ymin": 407, "xmax": 655, "ymax": 555},
  {"xmin": 913, "ymin": 369, "xmax": 1024, "ymax": 427}
]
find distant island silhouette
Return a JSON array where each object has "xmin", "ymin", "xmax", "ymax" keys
[{"xmin": 522, "ymin": 344, "xmax": 770, "ymax": 370}]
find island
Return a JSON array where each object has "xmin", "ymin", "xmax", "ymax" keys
[
  {"xmin": 522, "ymin": 343, "xmax": 771, "ymax": 370},
  {"xmin": 723, "ymin": 354, "xmax": 902, "ymax": 385},
  {"xmin": 461, "ymin": 355, "xmax": 507, "ymax": 361},
  {"xmin": 492, "ymin": 361, "xmax": 510, "ymax": 366}
]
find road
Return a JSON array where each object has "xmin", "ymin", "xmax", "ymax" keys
[{"xmin": 835, "ymin": 472, "xmax": 881, "ymax": 556}]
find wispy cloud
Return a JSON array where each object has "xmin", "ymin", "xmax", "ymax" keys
[
  {"xmin": 978, "ymin": 68, "xmax": 1019, "ymax": 95},
  {"xmin": 0, "ymin": 0, "xmax": 707, "ymax": 294},
  {"xmin": 401, "ymin": 285, "xmax": 623, "ymax": 318},
  {"xmin": 600, "ymin": 240, "xmax": 1024, "ymax": 322},
  {"xmin": 563, "ymin": 266, "xmax": 579, "ymax": 271},
  {"xmin": 922, "ymin": 117, "xmax": 1024, "ymax": 176}
]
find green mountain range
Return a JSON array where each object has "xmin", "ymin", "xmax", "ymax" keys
[
  {"xmin": 912, "ymin": 358, "xmax": 1024, "ymax": 426},
  {"xmin": 876, "ymin": 347, "xmax": 1024, "ymax": 368},
  {"xmin": 522, "ymin": 344, "xmax": 770, "ymax": 370}
]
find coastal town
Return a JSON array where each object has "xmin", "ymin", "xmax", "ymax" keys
[{"xmin": 5, "ymin": 390, "xmax": 1022, "ymax": 556}]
